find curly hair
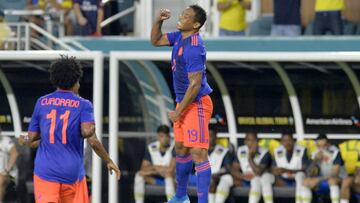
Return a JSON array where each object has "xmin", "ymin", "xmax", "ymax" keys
[{"xmin": 49, "ymin": 55, "xmax": 83, "ymax": 90}]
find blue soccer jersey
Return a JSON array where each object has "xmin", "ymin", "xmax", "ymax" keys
[
  {"xmin": 28, "ymin": 90, "xmax": 94, "ymax": 184},
  {"xmin": 166, "ymin": 31, "xmax": 212, "ymax": 103}
]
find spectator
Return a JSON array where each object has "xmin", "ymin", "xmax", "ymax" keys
[
  {"xmin": 215, "ymin": 132, "xmax": 274, "ymax": 203},
  {"xmin": 0, "ymin": 10, "xmax": 12, "ymax": 50},
  {"xmin": 301, "ymin": 134, "xmax": 345, "ymax": 203},
  {"xmin": 272, "ymin": 133, "xmax": 309, "ymax": 203},
  {"xmin": 313, "ymin": 0, "xmax": 344, "ymax": 35},
  {"xmin": 44, "ymin": 0, "xmax": 75, "ymax": 36},
  {"xmin": 217, "ymin": 0, "xmax": 251, "ymax": 36},
  {"xmin": 134, "ymin": 125, "xmax": 175, "ymax": 203},
  {"xmin": 0, "ymin": 126, "xmax": 19, "ymax": 202},
  {"xmin": 73, "ymin": 0, "xmax": 103, "ymax": 36},
  {"xmin": 271, "ymin": 0, "xmax": 301, "ymax": 36}
]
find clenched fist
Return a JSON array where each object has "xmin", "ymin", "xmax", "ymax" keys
[{"xmin": 157, "ymin": 9, "xmax": 171, "ymax": 21}]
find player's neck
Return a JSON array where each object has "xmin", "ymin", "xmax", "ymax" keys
[
  {"xmin": 181, "ymin": 30, "xmax": 198, "ymax": 39},
  {"xmin": 57, "ymin": 88, "xmax": 75, "ymax": 93}
]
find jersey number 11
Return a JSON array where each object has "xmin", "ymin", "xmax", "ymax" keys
[{"xmin": 46, "ymin": 109, "xmax": 70, "ymax": 144}]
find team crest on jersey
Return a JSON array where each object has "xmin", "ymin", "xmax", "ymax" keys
[
  {"xmin": 151, "ymin": 145, "xmax": 158, "ymax": 151},
  {"xmin": 277, "ymin": 150, "xmax": 284, "ymax": 157},
  {"xmin": 216, "ymin": 148, "xmax": 224, "ymax": 154},
  {"xmin": 296, "ymin": 149, "xmax": 301, "ymax": 155},
  {"xmin": 178, "ymin": 47, "xmax": 183, "ymax": 56}
]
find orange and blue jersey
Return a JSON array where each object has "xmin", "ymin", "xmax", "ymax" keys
[
  {"xmin": 166, "ymin": 31, "xmax": 212, "ymax": 103},
  {"xmin": 28, "ymin": 90, "xmax": 94, "ymax": 184}
]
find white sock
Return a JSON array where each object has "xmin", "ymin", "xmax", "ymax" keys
[
  {"xmin": 209, "ymin": 193, "xmax": 215, "ymax": 203},
  {"xmin": 301, "ymin": 186, "xmax": 312, "ymax": 203},
  {"xmin": 249, "ymin": 177, "xmax": 261, "ymax": 203},
  {"xmin": 165, "ymin": 177, "xmax": 175, "ymax": 201},
  {"xmin": 340, "ymin": 199, "xmax": 349, "ymax": 203},
  {"xmin": 134, "ymin": 173, "xmax": 145, "ymax": 203},
  {"xmin": 261, "ymin": 173, "xmax": 274, "ymax": 203},
  {"xmin": 295, "ymin": 172, "xmax": 305, "ymax": 203},
  {"xmin": 215, "ymin": 174, "xmax": 234, "ymax": 203},
  {"xmin": 330, "ymin": 185, "xmax": 340, "ymax": 203}
]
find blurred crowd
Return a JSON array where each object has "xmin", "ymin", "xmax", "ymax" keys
[{"xmin": 0, "ymin": 0, "xmax": 359, "ymax": 42}]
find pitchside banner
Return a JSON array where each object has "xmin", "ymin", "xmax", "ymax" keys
[{"xmin": 237, "ymin": 115, "xmax": 360, "ymax": 133}]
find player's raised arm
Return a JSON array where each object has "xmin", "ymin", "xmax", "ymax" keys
[
  {"xmin": 151, "ymin": 9, "xmax": 171, "ymax": 46},
  {"xmin": 81, "ymin": 123, "xmax": 121, "ymax": 180}
]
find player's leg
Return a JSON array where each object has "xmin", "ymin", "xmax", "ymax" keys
[
  {"xmin": 249, "ymin": 176, "xmax": 262, "ymax": 203},
  {"xmin": 0, "ymin": 174, "xmax": 9, "ymax": 202},
  {"xmin": 261, "ymin": 173, "xmax": 274, "ymax": 203},
  {"xmin": 215, "ymin": 174, "xmax": 234, "ymax": 203},
  {"xmin": 134, "ymin": 173, "xmax": 151, "ymax": 203},
  {"xmin": 302, "ymin": 177, "xmax": 321, "ymax": 203},
  {"xmin": 186, "ymin": 96, "xmax": 213, "ymax": 203},
  {"xmin": 209, "ymin": 175, "xmax": 220, "ymax": 203},
  {"xmin": 340, "ymin": 176, "xmax": 354, "ymax": 203},
  {"xmin": 168, "ymin": 119, "xmax": 192, "ymax": 202},
  {"xmin": 328, "ymin": 177, "xmax": 341, "ymax": 203},
  {"xmin": 164, "ymin": 170, "xmax": 175, "ymax": 201},
  {"xmin": 295, "ymin": 172, "xmax": 306, "ymax": 203},
  {"xmin": 33, "ymin": 175, "xmax": 61, "ymax": 203}
]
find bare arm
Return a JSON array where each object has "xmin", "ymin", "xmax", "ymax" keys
[
  {"xmin": 169, "ymin": 72, "xmax": 202, "ymax": 122},
  {"xmin": 18, "ymin": 131, "xmax": 41, "ymax": 147},
  {"xmin": 74, "ymin": 3, "xmax": 88, "ymax": 26},
  {"xmin": 96, "ymin": 7, "xmax": 104, "ymax": 34},
  {"xmin": 139, "ymin": 160, "xmax": 156, "ymax": 176},
  {"xmin": 151, "ymin": 9, "xmax": 171, "ymax": 46},
  {"xmin": 231, "ymin": 162, "xmax": 245, "ymax": 180},
  {"xmin": 240, "ymin": 0, "xmax": 251, "ymax": 10},
  {"xmin": 217, "ymin": 0, "xmax": 232, "ymax": 11},
  {"xmin": 6, "ymin": 146, "xmax": 18, "ymax": 173},
  {"xmin": 81, "ymin": 123, "xmax": 121, "ymax": 179},
  {"xmin": 248, "ymin": 157, "xmax": 266, "ymax": 176}
]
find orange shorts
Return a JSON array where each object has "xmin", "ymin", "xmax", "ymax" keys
[
  {"xmin": 174, "ymin": 95, "xmax": 213, "ymax": 149},
  {"xmin": 34, "ymin": 175, "xmax": 89, "ymax": 203}
]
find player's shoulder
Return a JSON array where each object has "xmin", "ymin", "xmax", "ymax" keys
[
  {"xmin": 189, "ymin": 33, "xmax": 204, "ymax": 48},
  {"xmin": 77, "ymin": 97, "xmax": 93, "ymax": 107},
  {"xmin": 329, "ymin": 145, "xmax": 339, "ymax": 153},
  {"xmin": 294, "ymin": 144, "xmax": 306, "ymax": 151},
  {"xmin": 148, "ymin": 141, "xmax": 159, "ymax": 150}
]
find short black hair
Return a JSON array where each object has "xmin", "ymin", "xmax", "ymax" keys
[
  {"xmin": 157, "ymin": 125, "xmax": 170, "ymax": 135},
  {"xmin": 49, "ymin": 55, "xmax": 83, "ymax": 90},
  {"xmin": 316, "ymin": 134, "xmax": 328, "ymax": 141},
  {"xmin": 189, "ymin": 4, "xmax": 207, "ymax": 29},
  {"xmin": 281, "ymin": 132, "xmax": 294, "ymax": 140}
]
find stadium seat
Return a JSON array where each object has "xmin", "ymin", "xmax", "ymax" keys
[{"xmin": 258, "ymin": 139, "xmax": 280, "ymax": 157}]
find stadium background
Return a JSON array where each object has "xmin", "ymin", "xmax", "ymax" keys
[{"xmin": 0, "ymin": 0, "xmax": 360, "ymax": 202}]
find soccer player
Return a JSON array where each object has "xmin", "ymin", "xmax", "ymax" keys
[
  {"xmin": 301, "ymin": 134, "xmax": 345, "ymax": 203},
  {"xmin": 151, "ymin": 5, "xmax": 213, "ymax": 203},
  {"xmin": 19, "ymin": 56, "xmax": 120, "ymax": 203},
  {"xmin": 134, "ymin": 125, "xmax": 175, "ymax": 203},
  {"xmin": 215, "ymin": 132, "xmax": 274, "ymax": 203},
  {"xmin": 207, "ymin": 126, "xmax": 233, "ymax": 203},
  {"xmin": 272, "ymin": 133, "xmax": 309, "ymax": 203}
]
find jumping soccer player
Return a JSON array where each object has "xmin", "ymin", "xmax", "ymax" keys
[
  {"xmin": 151, "ymin": 5, "xmax": 213, "ymax": 203},
  {"xmin": 19, "ymin": 56, "xmax": 121, "ymax": 203}
]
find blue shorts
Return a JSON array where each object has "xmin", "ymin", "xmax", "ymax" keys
[
  {"xmin": 281, "ymin": 177, "xmax": 296, "ymax": 187},
  {"xmin": 315, "ymin": 180, "xmax": 330, "ymax": 195},
  {"xmin": 153, "ymin": 176, "xmax": 165, "ymax": 186},
  {"xmin": 241, "ymin": 180, "xmax": 251, "ymax": 187},
  {"xmin": 355, "ymin": 192, "xmax": 360, "ymax": 199},
  {"xmin": 188, "ymin": 174, "xmax": 197, "ymax": 187}
]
